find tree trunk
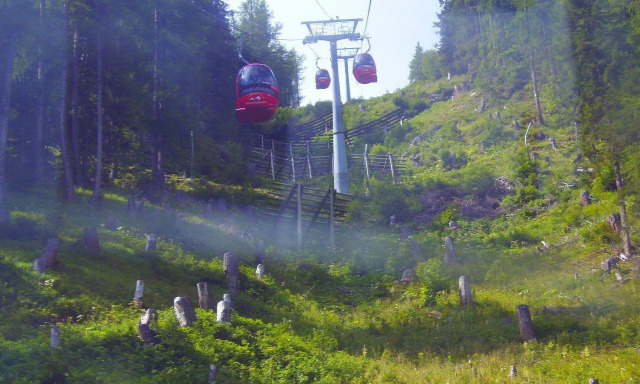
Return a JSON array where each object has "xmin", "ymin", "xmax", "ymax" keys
[
  {"xmin": 197, "ymin": 282, "xmax": 212, "ymax": 310},
  {"xmin": 34, "ymin": 1, "xmax": 46, "ymax": 184},
  {"xmin": 59, "ymin": 1, "xmax": 75, "ymax": 201},
  {"xmin": 529, "ymin": 47, "xmax": 545, "ymax": 126},
  {"xmin": 516, "ymin": 304, "xmax": 536, "ymax": 342},
  {"xmin": 70, "ymin": 26, "xmax": 81, "ymax": 185},
  {"xmin": 90, "ymin": 28, "xmax": 103, "ymax": 203},
  {"xmin": 0, "ymin": 31, "xmax": 17, "ymax": 223},
  {"xmin": 83, "ymin": 226, "xmax": 100, "ymax": 252},
  {"xmin": 216, "ymin": 294, "xmax": 232, "ymax": 323},
  {"xmin": 444, "ymin": 236, "xmax": 458, "ymax": 264},
  {"xmin": 133, "ymin": 280, "xmax": 144, "ymax": 308},
  {"xmin": 459, "ymin": 275, "xmax": 474, "ymax": 306},
  {"xmin": 613, "ymin": 157, "xmax": 633, "ymax": 257},
  {"xmin": 33, "ymin": 237, "xmax": 61, "ymax": 273},
  {"xmin": 150, "ymin": 6, "xmax": 165, "ymax": 191}
]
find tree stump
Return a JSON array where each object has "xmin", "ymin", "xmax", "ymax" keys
[
  {"xmin": 216, "ymin": 294, "xmax": 232, "ymax": 323},
  {"xmin": 449, "ymin": 220, "xmax": 459, "ymax": 230},
  {"xmin": 589, "ymin": 379, "xmax": 599, "ymax": 384},
  {"xmin": 174, "ymin": 297, "xmax": 197, "ymax": 327},
  {"xmin": 133, "ymin": 280, "xmax": 144, "ymax": 308},
  {"xmin": 254, "ymin": 240, "xmax": 265, "ymax": 266},
  {"xmin": 401, "ymin": 269, "xmax": 415, "ymax": 283},
  {"xmin": 256, "ymin": 264, "xmax": 265, "ymax": 279},
  {"xmin": 127, "ymin": 196, "xmax": 144, "ymax": 217},
  {"xmin": 389, "ymin": 214, "xmax": 396, "ymax": 226},
  {"xmin": 208, "ymin": 364, "xmax": 218, "ymax": 384},
  {"xmin": 138, "ymin": 309, "xmax": 159, "ymax": 345},
  {"xmin": 145, "ymin": 234, "xmax": 157, "ymax": 253},
  {"xmin": 580, "ymin": 191, "xmax": 591, "ymax": 207},
  {"xmin": 513, "ymin": 120, "xmax": 522, "ymax": 130},
  {"xmin": 607, "ymin": 213, "xmax": 621, "ymax": 234},
  {"xmin": 459, "ymin": 276, "xmax": 474, "ymax": 306},
  {"xmin": 601, "ymin": 257, "xmax": 616, "ymax": 273},
  {"xmin": 197, "ymin": 282, "xmax": 212, "ymax": 310},
  {"xmin": 51, "ymin": 325, "xmax": 60, "ymax": 348},
  {"xmin": 224, "ymin": 252, "xmax": 240, "ymax": 295},
  {"xmin": 83, "ymin": 227, "xmax": 100, "ymax": 252},
  {"xmin": 509, "ymin": 365, "xmax": 517, "ymax": 378},
  {"xmin": 516, "ymin": 304, "xmax": 536, "ymax": 342},
  {"xmin": 409, "ymin": 239, "xmax": 424, "ymax": 263},
  {"xmin": 549, "ymin": 137, "xmax": 558, "ymax": 151},
  {"xmin": 444, "ymin": 236, "xmax": 458, "ymax": 264},
  {"xmin": 33, "ymin": 237, "xmax": 61, "ymax": 273}
]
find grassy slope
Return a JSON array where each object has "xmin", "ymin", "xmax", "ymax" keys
[{"xmin": 1, "ymin": 78, "xmax": 640, "ymax": 383}]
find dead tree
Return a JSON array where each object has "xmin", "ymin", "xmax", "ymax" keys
[
  {"xmin": 83, "ymin": 227, "xmax": 100, "ymax": 252},
  {"xmin": 133, "ymin": 280, "xmax": 144, "ymax": 308},
  {"xmin": 459, "ymin": 276, "xmax": 474, "ymax": 306},
  {"xmin": 516, "ymin": 304, "xmax": 536, "ymax": 342},
  {"xmin": 51, "ymin": 325, "xmax": 60, "ymax": 348},
  {"xmin": 174, "ymin": 297, "xmax": 197, "ymax": 327},
  {"xmin": 197, "ymin": 282, "xmax": 212, "ymax": 310},
  {"xmin": 208, "ymin": 365, "xmax": 218, "ymax": 384},
  {"xmin": 444, "ymin": 236, "xmax": 458, "ymax": 264},
  {"xmin": 223, "ymin": 252, "xmax": 240, "ymax": 295},
  {"xmin": 607, "ymin": 213, "xmax": 621, "ymax": 234},
  {"xmin": 33, "ymin": 237, "xmax": 61, "ymax": 273}
]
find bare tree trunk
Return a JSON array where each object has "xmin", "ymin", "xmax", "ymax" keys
[
  {"xmin": 613, "ymin": 157, "xmax": 633, "ymax": 257},
  {"xmin": 59, "ymin": 1, "xmax": 74, "ymax": 201},
  {"xmin": 70, "ymin": 27, "xmax": 81, "ymax": 185},
  {"xmin": 529, "ymin": 47, "xmax": 545, "ymax": 126},
  {"xmin": 151, "ymin": 6, "xmax": 165, "ymax": 191},
  {"xmin": 90, "ymin": 28, "xmax": 103, "ymax": 204},
  {"xmin": 34, "ymin": 1, "xmax": 46, "ymax": 184},
  {"xmin": 0, "ymin": 31, "xmax": 17, "ymax": 223}
]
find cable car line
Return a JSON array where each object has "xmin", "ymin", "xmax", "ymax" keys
[
  {"xmin": 313, "ymin": 0, "xmax": 334, "ymax": 20},
  {"xmin": 362, "ymin": 0, "xmax": 373, "ymax": 38}
]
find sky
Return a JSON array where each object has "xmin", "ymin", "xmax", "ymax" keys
[{"xmin": 226, "ymin": 0, "xmax": 441, "ymax": 105}]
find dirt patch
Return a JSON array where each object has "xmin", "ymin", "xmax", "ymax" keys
[{"xmin": 410, "ymin": 186, "xmax": 507, "ymax": 224}]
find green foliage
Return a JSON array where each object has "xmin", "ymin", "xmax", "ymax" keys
[{"xmin": 369, "ymin": 179, "xmax": 411, "ymax": 222}]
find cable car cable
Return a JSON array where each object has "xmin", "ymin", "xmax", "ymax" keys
[
  {"xmin": 362, "ymin": 0, "xmax": 373, "ymax": 38},
  {"xmin": 313, "ymin": 0, "xmax": 334, "ymax": 20}
]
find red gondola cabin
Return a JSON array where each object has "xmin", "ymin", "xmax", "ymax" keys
[
  {"xmin": 315, "ymin": 69, "xmax": 331, "ymax": 89},
  {"xmin": 235, "ymin": 63, "xmax": 280, "ymax": 124},
  {"xmin": 352, "ymin": 53, "xmax": 377, "ymax": 84}
]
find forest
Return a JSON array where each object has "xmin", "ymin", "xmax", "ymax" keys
[{"xmin": 1, "ymin": 0, "xmax": 640, "ymax": 382}]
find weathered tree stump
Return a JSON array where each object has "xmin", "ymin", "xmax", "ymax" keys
[
  {"xmin": 401, "ymin": 269, "xmax": 415, "ymax": 283},
  {"xmin": 256, "ymin": 264, "xmax": 265, "ymax": 279},
  {"xmin": 496, "ymin": 111, "xmax": 501, "ymax": 120},
  {"xmin": 137, "ymin": 308, "xmax": 159, "ymax": 345},
  {"xmin": 33, "ymin": 237, "xmax": 61, "ymax": 273},
  {"xmin": 133, "ymin": 280, "xmax": 144, "ymax": 308},
  {"xmin": 589, "ymin": 379, "xmax": 599, "ymax": 384},
  {"xmin": 224, "ymin": 252, "xmax": 240, "ymax": 295},
  {"xmin": 509, "ymin": 365, "xmax": 517, "ymax": 378},
  {"xmin": 580, "ymin": 191, "xmax": 591, "ymax": 207},
  {"xmin": 516, "ymin": 304, "xmax": 536, "ymax": 342},
  {"xmin": 127, "ymin": 196, "xmax": 144, "ymax": 217},
  {"xmin": 389, "ymin": 214, "xmax": 396, "ymax": 226},
  {"xmin": 449, "ymin": 220, "xmax": 459, "ymax": 230},
  {"xmin": 459, "ymin": 276, "xmax": 474, "ymax": 306},
  {"xmin": 216, "ymin": 294, "xmax": 232, "ymax": 323},
  {"xmin": 83, "ymin": 227, "xmax": 100, "ymax": 252},
  {"xmin": 601, "ymin": 257, "xmax": 617, "ymax": 273},
  {"xmin": 531, "ymin": 152, "xmax": 540, "ymax": 160},
  {"xmin": 208, "ymin": 364, "xmax": 218, "ymax": 384},
  {"xmin": 513, "ymin": 120, "xmax": 522, "ymax": 130},
  {"xmin": 409, "ymin": 239, "xmax": 424, "ymax": 263},
  {"xmin": 254, "ymin": 240, "xmax": 265, "ymax": 266},
  {"xmin": 444, "ymin": 236, "xmax": 458, "ymax": 264},
  {"xmin": 197, "ymin": 282, "xmax": 212, "ymax": 310},
  {"xmin": 145, "ymin": 234, "xmax": 157, "ymax": 253},
  {"xmin": 51, "ymin": 325, "xmax": 60, "ymax": 348},
  {"xmin": 607, "ymin": 213, "xmax": 621, "ymax": 234},
  {"xmin": 549, "ymin": 137, "xmax": 558, "ymax": 151},
  {"xmin": 174, "ymin": 297, "xmax": 197, "ymax": 327}
]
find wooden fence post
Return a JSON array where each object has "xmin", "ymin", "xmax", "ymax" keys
[
  {"xmin": 197, "ymin": 282, "xmax": 212, "ymax": 310},
  {"xmin": 459, "ymin": 276, "xmax": 474, "ymax": 306},
  {"xmin": 389, "ymin": 153, "xmax": 397, "ymax": 184},
  {"xmin": 133, "ymin": 280, "xmax": 144, "ymax": 308},
  {"xmin": 516, "ymin": 304, "xmax": 536, "ymax": 342},
  {"xmin": 329, "ymin": 189, "xmax": 335, "ymax": 249},
  {"xmin": 174, "ymin": 297, "xmax": 197, "ymax": 327},
  {"xmin": 297, "ymin": 184, "xmax": 303, "ymax": 251}
]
